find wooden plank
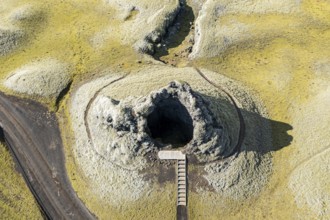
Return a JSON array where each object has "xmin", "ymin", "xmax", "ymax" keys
[{"xmin": 158, "ymin": 150, "xmax": 186, "ymax": 160}]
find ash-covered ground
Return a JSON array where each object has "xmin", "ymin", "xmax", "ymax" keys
[
  {"xmin": 70, "ymin": 66, "xmax": 274, "ymax": 208},
  {"xmin": 0, "ymin": 0, "xmax": 329, "ymax": 219},
  {"xmin": 90, "ymin": 81, "xmax": 231, "ymax": 170}
]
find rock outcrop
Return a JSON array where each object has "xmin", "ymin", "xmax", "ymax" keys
[
  {"xmin": 90, "ymin": 81, "xmax": 230, "ymax": 170},
  {"xmin": 4, "ymin": 58, "xmax": 72, "ymax": 99},
  {"xmin": 70, "ymin": 65, "xmax": 273, "ymax": 205},
  {"xmin": 189, "ymin": 0, "xmax": 302, "ymax": 58},
  {"xmin": 0, "ymin": 29, "xmax": 24, "ymax": 56},
  {"xmin": 100, "ymin": 0, "xmax": 180, "ymax": 54}
]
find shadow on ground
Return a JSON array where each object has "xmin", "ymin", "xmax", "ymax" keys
[
  {"xmin": 0, "ymin": 127, "xmax": 4, "ymax": 142},
  {"xmin": 202, "ymin": 93, "xmax": 293, "ymax": 155},
  {"xmin": 142, "ymin": 91, "xmax": 293, "ymax": 193},
  {"xmin": 154, "ymin": 0, "xmax": 195, "ymax": 60}
]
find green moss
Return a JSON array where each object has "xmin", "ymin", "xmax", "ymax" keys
[
  {"xmin": 1, "ymin": 0, "xmax": 330, "ymax": 218},
  {"xmin": 0, "ymin": 143, "xmax": 42, "ymax": 219}
]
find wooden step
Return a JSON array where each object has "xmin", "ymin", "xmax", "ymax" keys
[
  {"xmin": 178, "ymin": 197, "xmax": 186, "ymax": 202},
  {"xmin": 178, "ymin": 189, "xmax": 186, "ymax": 193},
  {"xmin": 177, "ymin": 158, "xmax": 187, "ymax": 207}
]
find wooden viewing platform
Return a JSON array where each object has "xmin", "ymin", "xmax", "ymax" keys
[{"xmin": 158, "ymin": 151, "xmax": 188, "ymax": 220}]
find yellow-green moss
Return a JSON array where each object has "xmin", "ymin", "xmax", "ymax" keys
[
  {"xmin": 191, "ymin": 2, "xmax": 330, "ymax": 219},
  {"xmin": 0, "ymin": 143, "xmax": 42, "ymax": 219},
  {"xmin": 1, "ymin": 0, "xmax": 330, "ymax": 218}
]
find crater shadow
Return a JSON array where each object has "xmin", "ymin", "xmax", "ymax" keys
[
  {"xmin": 0, "ymin": 127, "xmax": 5, "ymax": 143},
  {"xmin": 184, "ymin": 93, "xmax": 293, "ymax": 193},
  {"xmin": 200, "ymin": 94, "xmax": 293, "ymax": 155},
  {"xmin": 268, "ymin": 120, "xmax": 293, "ymax": 152},
  {"xmin": 147, "ymin": 97, "xmax": 194, "ymax": 148},
  {"xmin": 154, "ymin": 0, "xmax": 195, "ymax": 60},
  {"xmin": 142, "ymin": 91, "xmax": 293, "ymax": 192}
]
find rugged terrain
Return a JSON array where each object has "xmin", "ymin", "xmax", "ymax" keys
[{"xmin": 0, "ymin": 0, "xmax": 329, "ymax": 219}]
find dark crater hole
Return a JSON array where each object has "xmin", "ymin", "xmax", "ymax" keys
[{"xmin": 147, "ymin": 97, "xmax": 193, "ymax": 147}]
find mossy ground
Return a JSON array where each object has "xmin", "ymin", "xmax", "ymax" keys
[
  {"xmin": 0, "ymin": 0, "xmax": 329, "ymax": 219},
  {"xmin": 0, "ymin": 0, "xmax": 140, "ymax": 108},
  {"xmin": 0, "ymin": 142, "xmax": 42, "ymax": 219},
  {"xmin": 0, "ymin": 0, "xmax": 139, "ymax": 217},
  {"xmin": 189, "ymin": 1, "xmax": 330, "ymax": 218}
]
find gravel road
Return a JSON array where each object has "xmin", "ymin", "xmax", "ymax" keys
[{"xmin": 0, "ymin": 92, "xmax": 95, "ymax": 219}]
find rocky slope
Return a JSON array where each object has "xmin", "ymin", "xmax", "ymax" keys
[{"xmin": 0, "ymin": 0, "xmax": 329, "ymax": 219}]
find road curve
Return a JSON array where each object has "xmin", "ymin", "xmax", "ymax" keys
[{"xmin": 0, "ymin": 92, "xmax": 96, "ymax": 219}]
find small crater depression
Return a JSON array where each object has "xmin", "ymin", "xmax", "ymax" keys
[
  {"xmin": 124, "ymin": 7, "xmax": 139, "ymax": 21},
  {"xmin": 147, "ymin": 97, "xmax": 193, "ymax": 147},
  {"xmin": 73, "ymin": 68, "xmax": 292, "ymax": 205},
  {"xmin": 89, "ymin": 81, "xmax": 233, "ymax": 169}
]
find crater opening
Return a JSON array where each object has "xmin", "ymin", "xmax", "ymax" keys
[{"xmin": 147, "ymin": 97, "xmax": 193, "ymax": 147}]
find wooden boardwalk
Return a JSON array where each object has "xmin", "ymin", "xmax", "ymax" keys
[{"xmin": 158, "ymin": 151, "xmax": 188, "ymax": 220}]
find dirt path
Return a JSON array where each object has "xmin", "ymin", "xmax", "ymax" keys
[
  {"xmin": 194, "ymin": 67, "xmax": 246, "ymax": 156},
  {"xmin": 84, "ymin": 74, "xmax": 128, "ymax": 150},
  {"xmin": 0, "ymin": 92, "xmax": 95, "ymax": 219}
]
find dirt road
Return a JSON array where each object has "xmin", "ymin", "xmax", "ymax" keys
[{"xmin": 0, "ymin": 92, "xmax": 95, "ymax": 219}]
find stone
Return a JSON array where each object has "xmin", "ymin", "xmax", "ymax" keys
[
  {"xmin": 70, "ymin": 65, "xmax": 273, "ymax": 205},
  {"xmin": 102, "ymin": 0, "xmax": 180, "ymax": 54},
  {"xmin": 0, "ymin": 28, "xmax": 24, "ymax": 56},
  {"xmin": 90, "ymin": 81, "xmax": 230, "ymax": 169},
  {"xmin": 0, "ymin": 4, "xmax": 44, "ymax": 56},
  {"xmin": 189, "ymin": 0, "xmax": 302, "ymax": 58},
  {"xmin": 3, "ymin": 58, "xmax": 72, "ymax": 99}
]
